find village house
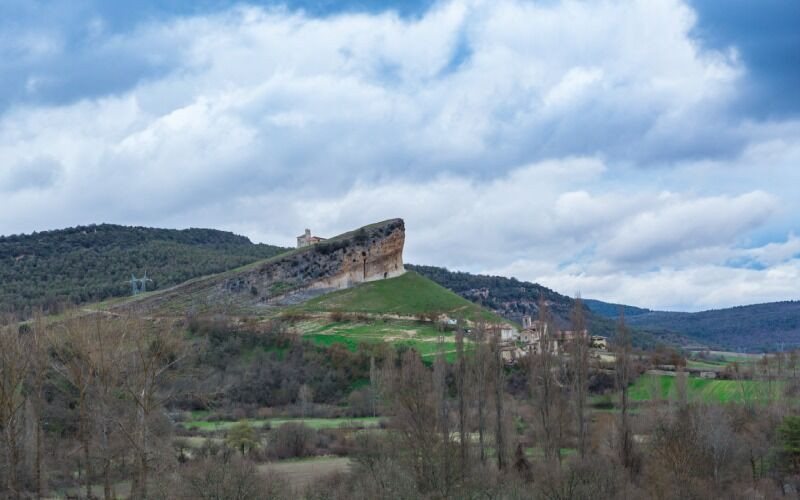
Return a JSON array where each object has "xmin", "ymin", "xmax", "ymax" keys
[
  {"xmin": 517, "ymin": 316, "xmax": 602, "ymax": 355},
  {"xmin": 499, "ymin": 344, "xmax": 527, "ymax": 364},
  {"xmin": 519, "ymin": 317, "xmax": 548, "ymax": 345},
  {"xmin": 590, "ymin": 335, "xmax": 608, "ymax": 350},
  {"xmin": 296, "ymin": 228, "xmax": 327, "ymax": 248},
  {"xmin": 487, "ymin": 323, "xmax": 519, "ymax": 342}
]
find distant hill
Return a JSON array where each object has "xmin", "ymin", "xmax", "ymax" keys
[
  {"xmin": 0, "ymin": 224, "xmax": 288, "ymax": 318},
  {"xmin": 582, "ymin": 299, "xmax": 652, "ymax": 318},
  {"xmin": 13, "ymin": 222, "xmax": 791, "ymax": 353},
  {"xmin": 407, "ymin": 264, "xmax": 683, "ymax": 347},
  {"xmin": 618, "ymin": 302, "xmax": 800, "ymax": 352}
]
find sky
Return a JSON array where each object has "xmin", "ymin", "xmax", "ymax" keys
[{"xmin": 1, "ymin": 0, "xmax": 798, "ymax": 311}]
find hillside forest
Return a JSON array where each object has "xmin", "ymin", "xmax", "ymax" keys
[{"xmin": 0, "ymin": 225, "xmax": 287, "ymax": 318}]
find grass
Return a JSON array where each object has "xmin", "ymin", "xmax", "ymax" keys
[
  {"xmin": 302, "ymin": 317, "xmax": 469, "ymax": 361},
  {"xmin": 291, "ymin": 271, "xmax": 504, "ymax": 360},
  {"xmin": 182, "ymin": 416, "xmax": 382, "ymax": 432},
  {"xmin": 292, "ymin": 271, "xmax": 504, "ymax": 323},
  {"xmin": 686, "ymin": 359, "xmax": 727, "ymax": 370},
  {"xmin": 259, "ymin": 456, "xmax": 351, "ymax": 491},
  {"xmin": 628, "ymin": 373, "xmax": 783, "ymax": 404}
]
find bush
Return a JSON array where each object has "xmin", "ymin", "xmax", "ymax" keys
[
  {"xmin": 347, "ymin": 388, "xmax": 376, "ymax": 417},
  {"xmin": 268, "ymin": 422, "xmax": 317, "ymax": 459},
  {"xmin": 177, "ymin": 452, "xmax": 290, "ymax": 499}
]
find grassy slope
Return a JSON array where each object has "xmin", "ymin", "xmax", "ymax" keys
[
  {"xmin": 302, "ymin": 319, "xmax": 461, "ymax": 360},
  {"xmin": 287, "ymin": 271, "xmax": 505, "ymax": 360},
  {"xmin": 293, "ymin": 271, "xmax": 505, "ymax": 322},
  {"xmin": 628, "ymin": 373, "xmax": 782, "ymax": 404}
]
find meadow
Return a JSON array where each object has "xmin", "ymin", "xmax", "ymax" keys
[
  {"xmin": 181, "ymin": 416, "xmax": 382, "ymax": 432},
  {"xmin": 301, "ymin": 318, "xmax": 466, "ymax": 360},
  {"xmin": 291, "ymin": 271, "xmax": 504, "ymax": 322},
  {"xmin": 628, "ymin": 373, "xmax": 783, "ymax": 404}
]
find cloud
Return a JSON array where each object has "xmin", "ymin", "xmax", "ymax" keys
[
  {"xmin": 687, "ymin": 0, "xmax": 800, "ymax": 117},
  {"xmin": 598, "ymin": 191, "xmax": 776, "ymax": 264},
  {"xmin": 0, "ymin": 156, "xmax": 61, "ymax": 192},
  {"xmin": 0, "ymin": 0, "xmax": 797, "ymax": 310},
  {"xmin": 533, "ymin": 259, "xmax": 800, "ymax": 312}
]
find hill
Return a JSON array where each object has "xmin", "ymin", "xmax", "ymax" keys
[
  {"xmin": 291, "ymin": 270, "xmax": 503, "ymax": 323},
  {"xmin": 288, "ymin": 271, "xmax": 508, "ymax": 361},
  {"xmin": 619, "ymin": 302, "xmax": 800, "ymax": 352},
  {"xmin": 584, "ymin": 297, "xmax": 800, "ymax": 352},
  {"xmin": 407, "ymin": 264, "xmax": 684, "ymax": 347},
  {"xmin": 0, "ymin": 224, "xmax": 288, "ymax": 318},
  {"xmin": 107, "ymin": 219, "xmax": 407, "ymax": 316},
  {"xmin": 582, "ymin": 299, "xmax": 652, "ymax": 318}
]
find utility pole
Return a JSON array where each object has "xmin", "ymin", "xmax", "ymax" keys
[{"xmin": 130, "ymin": 272, "xmax": 153, "ymax": 296}]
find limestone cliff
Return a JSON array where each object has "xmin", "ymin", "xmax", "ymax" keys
[{"xmin": 118, "ymin": 218, "xmax": 406, "ymax": 314}]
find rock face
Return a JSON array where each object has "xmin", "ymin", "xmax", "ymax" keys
[{"xmin": 121, "ymin": 218, "xmax": 406, "ymax": 314}]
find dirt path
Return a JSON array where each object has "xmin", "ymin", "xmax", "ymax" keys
[{"xmin": 260, "ymin": 457, "xmax": 351, "ymax": 490}]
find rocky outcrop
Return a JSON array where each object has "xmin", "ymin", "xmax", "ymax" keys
[{"xmin": 119, "ymin": 218, "xmax": 406, "ymax": 314}]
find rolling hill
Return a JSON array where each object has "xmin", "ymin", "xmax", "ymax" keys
[
  {"xmin": 106, "ymin": 219, "xmax": 408, "ymax": 317},
  {"xmin": 592, "ymin": 301, "xmax": 800, "ymax": 353},
  {"xmin": 290, "ymin": 270, "xmax": 504, "ymax": 323},
  {"xmin": 412, "ymin": 265, "xmax": 800, "ymax": 352},
  {"xmin": 7, "ymin": 221, "xmax": 797, "ymax": 353},
  {"xmin": 0, "ymin": 224, "xmax": 288, "ymax": 318},
  {"xmin": 407, "ymin": 264, "xmax": 684, "ymax": 347}
]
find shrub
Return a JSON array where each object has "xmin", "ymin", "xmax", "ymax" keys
[
  {"xmin": 268, "ymin": 422, "xmax": 317, "ymax": 459},
  {"xmin": 178, "ymin": 452, "xmax": 289, "ymax": 499},
  {"xmin": 225, "ymin": 420, "xmax": 259, "ymax": 456}
]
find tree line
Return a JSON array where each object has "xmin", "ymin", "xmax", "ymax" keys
[{"xmin": 5, "ymin": 302, "xmax": 800, "ymax": 498}]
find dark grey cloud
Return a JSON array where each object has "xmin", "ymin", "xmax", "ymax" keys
[
  {"xmin": 0, "ymin": 157, "xmax": 61, "ymax": 192},
  {"xmin": 689, "ymin": 0, "xmax": 800, "ymax": 118}
]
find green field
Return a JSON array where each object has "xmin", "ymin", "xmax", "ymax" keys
[
  {"xmin": 302, "ymin": 318, "xmax": 465, "ymax": 360},
  {"xmin": 182, "ymin": 417, "xmax": 382, "ymax": 432},
  {"xmin": 685, "ymin": 359, "xmax": 727, "ymax": 370},
  {"xmin": 292, "ymin": 271, "xmax": 504, "ymax": 323},
  {"xmin": 628, "ymin": 373, "xmax": 782, "ymax": 404}
]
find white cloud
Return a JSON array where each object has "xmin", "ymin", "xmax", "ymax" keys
[
  {"xmin": 0, "ymin": 0, "xmax": 797, "ymax": 310},
  {"xmin": 598, "ymin": 191, "xmax": 776, "ymax": 264},
  {"xmin": 531, "ymin": 259, "xmax": 800, "ymax": 312}
]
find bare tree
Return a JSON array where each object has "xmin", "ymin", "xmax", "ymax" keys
[
  {"xmin": 694, "ymin": 404, "xmax": 736, "ymax": 487},
  {"xmin": 570, "ymin": 296, "xmax": 590, "ymax": 458},
  {"xmin": 380, "ymin": 349, "xmax": 438, "ymax": 492},
  {"xmin": 118, "ymin": 316, "xmax": 187, "ymax": 499},
  {"xmin": 674, "ymin": 368, "xmax": 688, "ymax": 411},
  {"xmin": 470, "ymin": 323, "xmax": 491, "ymax": 465},
  {"xmin": 615, "ymin": 310, "xmax": 634, "ymax": 470},
  {"xmin": 369, "ymin": 355, "xmax": 378, "ymax": 418},
  {"xmin": 433, "ymin": 343, "xmax": 453, "ymax": 496},
  {"xmin": 455, "ymin": 328, "xmax": 468, "ymax": 478},
  {"xmin": 0, "ymin": 323, "xmax": 31, "ymax": 497},
  {"xmin": 28, "ymin": 314, "xmax": 48, "ymax": 499},
  {"xmin": 490, "ymin": 333, "xmax": 507, "ymax": 470},
  {"xmin": 529, "ymin": 298, "xmax": 560, "ymax": 463},
  {"xmin": 50, "ymin": 314, "xmax": 97, "ymax": 499},
  {"xmin": 87, "ymin": 316, "xmax": 129, "ymax": 500},
  {"xmin": 298, "ymin": 384, "xmax": 314, "ymax": 420}
]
